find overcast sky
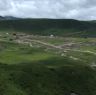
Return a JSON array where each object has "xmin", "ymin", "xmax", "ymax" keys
[{"xmin": 0, "ymin": 0, "xmax": 96, "ymax": 20}]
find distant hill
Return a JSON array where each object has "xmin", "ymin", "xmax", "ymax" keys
[
  {"xmin": 0, "ymin": 18, "xmax": 96, "ymax": 37},
  {"xmin": 0, "ymin": 16, "xmax": 19, "ymax": 20},
  {"xmin": 0, "ymin": 16, "xmax": 5, "ymax": 20}
]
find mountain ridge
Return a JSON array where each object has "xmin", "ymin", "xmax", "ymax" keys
[{"xmin": 0, "ymin": 16, "xmax": 20, "ymax": 20}]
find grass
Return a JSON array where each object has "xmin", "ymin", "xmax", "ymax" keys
[
  {"xmin": 31, "ymin": 36, "xmax": 65, "ymax": 45},
  {"xmin": 0, "ymin": 41, "xmax": 55, "ymax": 64},
  {"xmin": 0, "ymin": 19, "xmax": 96, "ymax": 37},
  {"xmin": 0, "ymin": 18, "xmax": 96, "ymax": 95},
  {"xmin": 0, "ymin": 58, "xmax": 96, "ymax": 95},
  {"xmin": 0, "ymin": 37, "xmax": 96, "ymax": 95}
]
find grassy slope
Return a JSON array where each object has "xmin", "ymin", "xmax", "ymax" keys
[
  {"xmin": 0, "ymin": 19, "xmax": 96, "ymax": 37},
  {"xmin": 0, "ymin": 19, "xmax": 96, "ymax": 95},
  {"xmin": 0, "ymin": 41, "xmax": 96, "ymax": 95}
]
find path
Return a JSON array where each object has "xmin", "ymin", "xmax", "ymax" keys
[{"xmin": 16, "ymin": 39, "xmax": 63, "ymax": 50}]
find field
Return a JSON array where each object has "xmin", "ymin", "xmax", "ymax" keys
[
  {"xmin": 0, "ymin": 18, "xmax": 96, "ymax": 95},
  {"xmin": 0, "ymin": 31, "xmax": 96, "ymax": 95}
]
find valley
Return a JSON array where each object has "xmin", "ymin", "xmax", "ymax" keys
[{"xmin": 0, "ymin": 19, "xmax": 96, "ymax": 95}]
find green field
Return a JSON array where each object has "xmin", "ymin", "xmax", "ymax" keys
[
  {"xmin": 0, "ymin": 19, "xmax": 96, "ymax": 95},
  {"xmin": 0, "ymin": 35, "xmax": 95, "ymax": 95}
]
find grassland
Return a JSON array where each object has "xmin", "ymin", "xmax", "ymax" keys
[
  {"xmin": 0, "ymin": 31, "xmax": 95, "ymax": 95},
  {"xmin": 0, "ymin": 19, "xmax": 96, "ymax": 95}
]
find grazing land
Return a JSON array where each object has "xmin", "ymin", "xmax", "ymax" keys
[{"xmin": 0, "ymin": 19, "xmax": 96, "ymax": 95}]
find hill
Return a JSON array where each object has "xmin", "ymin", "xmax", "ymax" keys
[
  {"xmin": 0, "ymin": 40, "xmax": 95, "ymax": 95},
  {"xmin": 0, "ymin": 18, "xmax": 96, "ymax": 37},
  {"xmin": 0, "ymin": 16, "xmax": 19, "ymax": 20},
  {"xmin": 0, "ymin": 18, "xmax": 96, "ymax": 95}
]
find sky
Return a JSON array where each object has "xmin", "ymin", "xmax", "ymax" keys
[{"xmin": 0, "ymin": 0, "xmax": 96, "ymax": 20}]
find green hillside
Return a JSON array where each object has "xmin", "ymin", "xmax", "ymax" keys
[
  {"xmin": 0, "ymin": 19, "xmax": 96, "ymax": 95},
  {"xmin": 0, "ymin": 19, "xmax": 96, "ymax": 37},
  {"xmin": 0, "ymin": 40, "xmax": 96, "ymax": 95}
]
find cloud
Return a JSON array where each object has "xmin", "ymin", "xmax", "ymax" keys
[{"xmin": 0, "ymin": 0, "xmax": 96, "ymax": 20}]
